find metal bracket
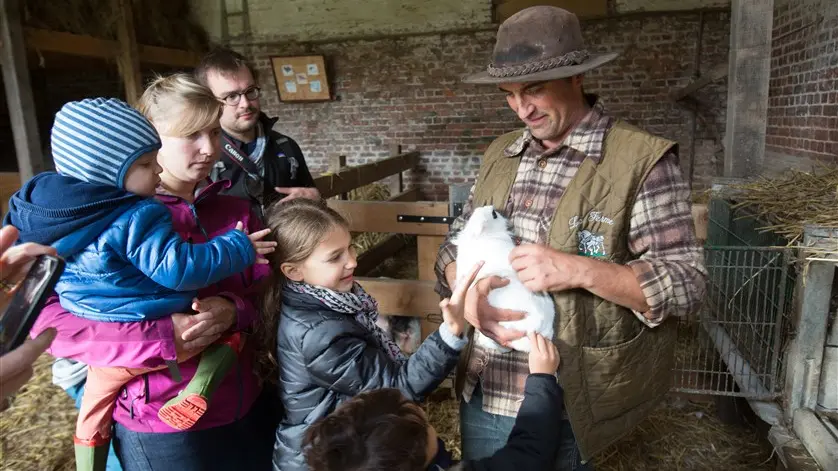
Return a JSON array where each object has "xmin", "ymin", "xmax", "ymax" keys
[
  {"xmin": 397, "ymin": 214, "xmax": 453, "ymax": 224},
  {"xmin": 451, "ymin": 202, "xmax": 464, "ymax": 219}
]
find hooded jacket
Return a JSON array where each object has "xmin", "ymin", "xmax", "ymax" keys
[{"xmin": 4, "ymin": 172, "xmax": 255, "ymax": 321}]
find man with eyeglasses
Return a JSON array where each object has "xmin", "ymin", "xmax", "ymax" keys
[{"xmin": 195, "ymin": 48, "xmax": 320, "ymax": 216}]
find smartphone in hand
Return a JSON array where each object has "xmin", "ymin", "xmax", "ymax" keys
[{"xmin": 0, "ymin": 254, "xmax": 64, "ymax": 355}]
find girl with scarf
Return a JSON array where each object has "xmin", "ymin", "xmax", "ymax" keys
[{"xmin": 254, "ymin": 198, "xmax": 482, "ymax": 471}]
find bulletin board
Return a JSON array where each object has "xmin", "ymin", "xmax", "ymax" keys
[{"xmin": 270, "ymin": 55, "xmax": 331, "ymax": 102}]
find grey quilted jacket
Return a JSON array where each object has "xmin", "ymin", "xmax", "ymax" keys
[{"xmin": 272, "ymin": 288, "xmax": 463, "ymax": 471}]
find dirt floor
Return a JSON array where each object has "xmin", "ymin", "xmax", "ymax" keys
[{"xmin": 0, "ymin": 240, "xmax": 778, "ymax": 471}]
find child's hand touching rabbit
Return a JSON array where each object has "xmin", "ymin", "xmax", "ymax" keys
[
  {"xmin": 528, "ymin": 331, "xmax": 560, "ymax": 375},
  {"xmin": 439, "ymin": 260, "xmax": 484, "ymax": 337}
]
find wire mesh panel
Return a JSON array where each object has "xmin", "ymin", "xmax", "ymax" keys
[{"xmin": 673, "ymin": 199, "xmax": 795, "ymax": 398}]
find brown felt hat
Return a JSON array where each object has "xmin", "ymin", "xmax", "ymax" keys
[{"xmin": 464, "ymin": 6, "xmax": 619, "ymax": 84}]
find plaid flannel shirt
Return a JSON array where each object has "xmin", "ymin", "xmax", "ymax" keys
[{"xmin": 434, "ymin": 97, "xmax": 707, "ymax": 417}]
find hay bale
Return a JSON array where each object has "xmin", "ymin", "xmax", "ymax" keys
[
  {"xmin": 731, "ymin": 164, "xmax": 838, "ymax": 244},
  {"xmin": 0, "ymin": 354, "xmax": 76, "ymax": 471},
  {"xmin": 347, "ymin": 183, "xmax": 393, "ymax": 256}
]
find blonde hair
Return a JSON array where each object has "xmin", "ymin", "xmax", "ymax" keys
[
  {"xmin": 136, "ymin": 73, "xmax": 221, "ymax": 137},
  {"xmin": 254, "ymin": 198, "xmax": 349, "ymax": 381}
]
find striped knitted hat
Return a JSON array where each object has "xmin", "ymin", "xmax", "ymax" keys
[{"xmin": 51, "ymin": 98, "xmax": 161, "ymax": 189}]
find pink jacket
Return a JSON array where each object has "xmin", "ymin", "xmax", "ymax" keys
[{"xmin": 31, "ymin": 180, "xmax": 271, "ymax": 433}]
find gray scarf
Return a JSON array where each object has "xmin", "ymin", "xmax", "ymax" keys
[{"xmin": 286, "ymin": 281, "xmax": 408, "ymax": 362}]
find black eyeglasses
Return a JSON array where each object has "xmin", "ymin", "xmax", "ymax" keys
[{"xmin": 220, "ymin": 87, "xmax": 261, "ymax": 106}]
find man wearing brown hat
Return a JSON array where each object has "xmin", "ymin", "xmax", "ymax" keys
[{"xmin": 434, "ymin": 6, "xmax": 707, "ymax": 469}]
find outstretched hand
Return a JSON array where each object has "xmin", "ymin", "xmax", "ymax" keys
[
  {"xmin": 235, "ymin": 222, "xmax": 276, "ymax": 264},
  {"xmin": 439, "ymin": 261, "xmax": 484, "ymax": 337}
]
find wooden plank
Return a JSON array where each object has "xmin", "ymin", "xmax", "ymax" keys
[
  {"xmin": 1, "ymin": 0, "xmax": 46, "ymax": 181},
  {"xmin": 314, "ymin": 152, "xmax": 419, "ymax": 198},
  {"xmin": 670, "ymin": 62, "xmax": 728, "ymax": 101},
  {"xmin": 137, "ymin": 44, "xmax": 201, "ymax": 67},
  {"xmin": 23, "ymin": 28, "xmax": 200, "ymax": 67},
  {"xmin": 0, "ymin": 172, "xmax": 22, "ymax": 216},
  {"xmin": 389, "ymin": 143, "xmax": 404, "ymax": 194},
  {"xmin": 417, "ymin": 235, "xmax": 446, "ymax": 338},
  {"xmin": 417, "ymin": 235, "xmax": 444, "ymax": 282},
  {"xmin": 24, "ymin": 28, "xmax": 117, "ymax": 60},
  {"xmin": 329, "ymin": 154, "xmax": 348, "ymax": 200},
  {"xmin": 389, "ymin": 187, "xmax": 420, "ymax": 202},
  {"xmin": 326, "ymin": 200, "xmax": 449, "ymax": 235},
  {"xmin": 355, "ymin": 235, "xmax": 406, "ymax": 276},
  {"xmin": 356, "ymin": 278, "xmax": 439, "ymax": 316},
  {"xmin": 114, "ymin": 0, "xmax": 142, "ymax": 105},
  {"xmin": 693, "ymin": 203, "xmax": 708, "ymax": 241}
]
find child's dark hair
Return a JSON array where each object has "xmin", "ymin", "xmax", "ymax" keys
[
  {"xmin": 303, "ymin": 388, "xmax": 430, "ymax": 471},
  {"xmin": 253, "ymin": 198, "xmax": 349, "ymax": 382}
]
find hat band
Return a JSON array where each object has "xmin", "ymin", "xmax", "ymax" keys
[{"xmin": 487, "ymin": 49, "xmax": 590, "ymax": 78}]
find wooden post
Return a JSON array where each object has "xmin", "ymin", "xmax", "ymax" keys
[
  {"xmin": 389, "ymin": 143, "xmax": 404, "ymax": 194},
  {"xmin": 328, "ymin": 154, "xmax": 348, "ymax": 200},
  {"xmin": 0, "ymin": 0, "xmax": 46, "ymax": 181},
  {"xmin": 417, "ymin": 234, "xmax": 446, "ymax": 339},
  {"xmin": 114, "ymin": 0, "xmax": 142, "ymax": 105}
]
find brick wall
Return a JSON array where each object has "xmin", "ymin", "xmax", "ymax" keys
[
  {"xmin": 239, "ymin": 11, "xmax": 729, "ymax": 199},
  {"xmin": 190, "ymin": 0, "xmax": 491, "ymax": 42},
  {"xmin": 764, "ymin": 0, "xmax": 838, "ymax": 174}
]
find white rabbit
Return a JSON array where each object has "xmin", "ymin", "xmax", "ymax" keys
[{"xmin": 452, "ymin": 205, "xmax": 555, "ymax": 353}]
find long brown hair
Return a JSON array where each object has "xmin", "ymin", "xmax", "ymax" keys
[{"xmin": 253, "ymin": 198, "xmax": 349, "ymax": 382}]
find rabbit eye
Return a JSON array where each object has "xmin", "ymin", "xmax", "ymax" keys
[{"xmin": 491, "ymin": 210, "xmax": 498, "ymax": 219}]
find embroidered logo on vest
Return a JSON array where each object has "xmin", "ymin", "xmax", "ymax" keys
[
  {"xmin": 578, "ymin": 229, "xmax": 606, "ymax": 258},
  {"xmin": 568, "ymin": 210, "xmax": 615, "ymax": 230}
]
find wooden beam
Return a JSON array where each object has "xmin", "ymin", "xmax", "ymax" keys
[
  {"xmin": 137, "ymin": 44, "xmax": 201, "ymax": 67},
  {"xmin": 388, "ymin": 187, "xmax": 420, "ymax": 202},
  {"xmin": 417, "ymin": 235, "xmax": 444, "ymax": 282},
  {"xmin": 114, "ymin": 0, "xmax": 142, "ymax": 105},
  {"xmin": 355, "ymin": 235, "xmax": 406, "ymax": 275},
  {"xmin": 315, "ymin": 152, "xmax": 419, "ymax": 198},
  {"xmin": 670, "ymin": 62, "xmax": 728, "ymax": 101},
  {"xmin": 329, "ymin": 154, "xmax": 348, "ymax": 200},
  {"xmin": 23, "ymin": 28, "xmax": 116, "ymax": 59},
  {"xmin": 357, "ymin": 278, "xmax": 439, "ymax": 317},
  {"xmin": 0, "ymin": 172, "xmax": 22, "ymax": 216},
  {"xmin": 693, "ymin": 204, "xmax": 708, "ymax": 241},
  {"xmin": 23, "ymin": 28, "xmax": 200, "ymax": 67},
  {"xmin": 327, "ymin": 200, "xmax": 450, "ymax": 235},
  {"xmin": 1, "ymin": 0, "xmax": 47, "ymax": 181}
]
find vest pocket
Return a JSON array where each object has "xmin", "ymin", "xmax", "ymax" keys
[{"xmin": 581, "ymin": 326, "xmax": 672, "ymax": 423}]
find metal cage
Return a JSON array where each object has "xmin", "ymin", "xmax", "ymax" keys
[{"xmin": 673, "ymin": 198, "xmax": 795, "ymax": 398}]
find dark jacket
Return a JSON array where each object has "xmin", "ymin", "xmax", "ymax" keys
[
  {"xmin": 273, "ymin": 288, "xmax": 463, "ymax": 471},
  {"xmin": 438, "ymin": 374, "xmax": 564, "ymax": 471},
  {"xmin": 212, "ymin": 113, "xmax": 316, "ymax": 217}
]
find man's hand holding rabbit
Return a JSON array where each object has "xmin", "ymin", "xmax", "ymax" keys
[{"xmin": 463, "ymin": 275, "xmax": 527, "ymax": 346}]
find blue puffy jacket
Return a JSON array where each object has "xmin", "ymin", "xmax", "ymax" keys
[{"xmin": 5, "ymin": 172, "xmax": 256, "ymax": 322}]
